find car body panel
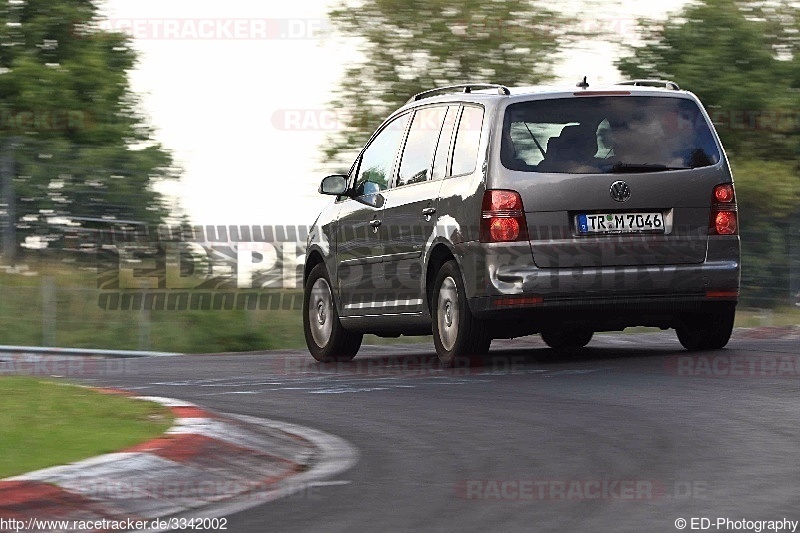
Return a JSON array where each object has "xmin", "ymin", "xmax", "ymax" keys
[
  {"xmin": 306, "ymin": 83, "xmax": 741, "ymax": 341},
  {"xmin": 380, "ymin": 180, "xmax": 443, "ymax": 313}
]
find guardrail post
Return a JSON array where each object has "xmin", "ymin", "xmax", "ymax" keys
[
  {"xmin": 41, "ymin": 276, "xmax": 56, "ymax": 346},
  {"xmin": 138, "ymin": 279, "xmax": 151, "ymax": 351}
]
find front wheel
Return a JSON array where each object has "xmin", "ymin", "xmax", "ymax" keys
[
  {"xmin": 676, "ymin": 303, "xmax": 736, "ymax": 351},
  {"xmin": 303, "ymin": 264, "xmax": 362, "ymax": 362},
  {"xmin": 431, "ymin": 260, "xmax": 490, "ymax": 367}
]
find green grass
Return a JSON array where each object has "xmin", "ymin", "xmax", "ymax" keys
[
  {"xmin": 0, "ymin": 259, "xmax": 797, "ymax": 353},
  {"xmin": 734, "ymin": 307, "xmax": 800, "ymax": 328},
  {"xmin": 0, "ymin": 377, "xmax": 173, "ymax": 478},
  {"xmin": 0, "ymin": 260, "xmax": 434, "ymax": 353},
  {"xmin": 0, "ymin": 261, "xmax": 303, "ymax": 353}
]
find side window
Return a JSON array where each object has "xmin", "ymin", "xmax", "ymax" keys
[
  {"xmin": 451, "ymin": 106, "xmax": 485, "ymax": 176},
  {"xmin": 396, "ymin": 107, "xmax": 447, "ymax": 187},
  {"xmin": 431, "ymin": 106, "xmax": 458, "ymax": 180},
  {"xmin": 354, "ymin": 113, "xmax": 409, "ymax": 195}
]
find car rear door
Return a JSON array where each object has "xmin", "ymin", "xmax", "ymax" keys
[
  {"xmin": 335, "ymin": 112, "xmax": 410, "ymax": 315},
  {"xmin": 378, "ymin": 105, "xmax": 456, "ymax": 314}
]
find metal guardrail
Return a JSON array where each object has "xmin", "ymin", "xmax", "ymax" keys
[{"xmin": 0, "ymin": 345, "xmax": 179, "ymax": 358}]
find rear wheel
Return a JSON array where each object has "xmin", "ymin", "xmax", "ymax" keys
[
  {"xmin": 541, "ymin": 328, "xmax": 593, "ymax": 351},
  {"xmin": 432, "ymin": 260, "xmax": 490, "ymax": 367},
  {"xmin": 303, "ymin": 264, "xmax": 362, "ymax": 362},
  {"xmin": 676, "ymin": 303, "xmax": 736, "ymax": 351}
]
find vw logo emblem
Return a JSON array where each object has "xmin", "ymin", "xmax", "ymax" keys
[{"xmin": 610, "ymin": 180, "xmax": 631, "ymax": 202}]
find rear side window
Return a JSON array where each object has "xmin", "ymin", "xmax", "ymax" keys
[
  {"xmin": 501, "ymin": 96, "xmax": 721, "ymax": 174},
  {"xmin": 397, "ymin": 106, "xmax": 447, "ymax": 187},
  {"xmin": 451, "ymin": 106, "xmax": 485, "ymax": 176}
]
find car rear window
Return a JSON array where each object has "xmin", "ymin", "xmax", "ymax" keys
[{"xmin": 501, "ymin": 96, "xmax": 721, "ymax": 174}]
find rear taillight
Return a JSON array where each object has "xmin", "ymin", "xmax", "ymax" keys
[
  {"xmin": 714, "ymin": 184, "xmax": 734, "ymax": 203},
  {"xmin": 480, "ymin": 190, "xmax": 528, "ymax": 242},
  {"xmin": 710, "ymin": 183, "xmax": 738, "ymax": 235}
]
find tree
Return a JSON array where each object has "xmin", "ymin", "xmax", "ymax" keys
[
  {"xmin": 0, "ymin": 0, "xmax": 178, "ymax": 256},
  {"xmin": 616, "ymin": 0, "xmax": 800, "ymax": 306},
  {"xmin": 323, "ymin": 0, "xmax": 576, "ymax": 166},
  {"xmin": 617, "ymin": 0, "xmax": 799, "ymax": 159}
]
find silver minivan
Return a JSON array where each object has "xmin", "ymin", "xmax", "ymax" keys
[{"xmin": 304, "ymin": 80, "xmax": 740, "ymax": 365}]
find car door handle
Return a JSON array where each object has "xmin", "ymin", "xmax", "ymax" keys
[
  {"xmin": 369, "ymin": 219, "xmax": 382, "ymax": 227},
  {"xmin": 422, "ymin": 207, "xmax": 436, "ymax": 216}
]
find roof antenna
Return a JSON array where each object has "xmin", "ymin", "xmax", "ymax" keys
[{"xmin": 576, "ymin": 76, "xmax": 589, "ymax": 89}]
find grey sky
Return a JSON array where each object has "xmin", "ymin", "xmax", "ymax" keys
[{"xmin": 102, "ymin": 0, "xmax": 687, "ymax": 225}]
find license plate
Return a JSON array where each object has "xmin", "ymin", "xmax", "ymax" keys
[{"xmin": 576, "ymin": 212, "xmax": 665, "ymax": 234}]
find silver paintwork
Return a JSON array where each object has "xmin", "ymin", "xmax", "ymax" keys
[{"xmin": 305, "ymin": 83, "xmax": 741, "ymax": 339}]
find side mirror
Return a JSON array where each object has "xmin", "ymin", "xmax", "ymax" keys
[
  {"xmin": 361, "ymin": 181, "xmax": 381, "ymax": 196},
  {"xmin": 319, "ymin": 175, "xmax": 349, "ymax": 196}
]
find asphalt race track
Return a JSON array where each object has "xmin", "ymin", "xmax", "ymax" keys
[{"xmin": 78, "ymin": 329, "xmax": 800, "ymax": 533}]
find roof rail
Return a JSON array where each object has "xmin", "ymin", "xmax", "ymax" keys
[
  {"xmin": 617, "ymin": 79, "xmax": 681, "ymax": 90},
  {"xmin": 407, "ymin": 83, "xmax": 511, "ymax": 104}
]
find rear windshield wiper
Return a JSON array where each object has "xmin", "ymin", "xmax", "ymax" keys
[
  {"xmin": 522, "ymin": 122, "xmax": 546, "ymax": 158},
  {"xmin": 607, "ymin": 162, "xmax": 692, "ymax": 173}
]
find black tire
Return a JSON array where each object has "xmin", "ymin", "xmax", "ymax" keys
[
  {"xmin": 676, "ymin": 303, "xmax": 736, "ymax": 351},
  {"xmin": 431, "ymin": 260, "xmax": 490, "ymax": 367},
  {"xmin": 303, "ymin": 263, "xmax": 362, "ymax": 362},
  {"xmin": 541, "ymin": 328, "xmax": 593, "ymax": 351}
]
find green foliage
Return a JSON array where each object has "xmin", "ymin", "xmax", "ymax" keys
[
  {"xmin": 616, "ymin": 0, "xmax": 800, "ymax": 161},
  {"xmin": 0, "ymin": 0, "xmax": 178, "ymax": 249},
  {"xmin": 324, "ymin": 0, "xmax": 576, "ymax": 165},
  {"xmin": 732, "ymin": 159, "xmax": 800, "ymax": 219},
  {"xmin": 616, "ymin": 0, "xmax": 800, "ymax": 306},
  {"xmin": 182, "ymin": 311, "xmax": 277, "ymax": 353},
  {"xmin": 0, "ymin": 265, "xmax": 300, "ymax": 353},
  {"xmin": 0, "ymin": 261, "xmax": 433, "ymax": 352},
  {"xmin": 732, "ymin": 162, "xmax": 800, "ymax": 306}
]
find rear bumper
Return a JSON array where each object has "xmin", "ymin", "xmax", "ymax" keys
[
  {"xmin": 456, "ymin": 238, "xmax": 740, "ymax": 301},
  {"xmin": 486, "ymin": 259, "xmax": 740, "ymax": 299},
  {"xmin": 449, "ymin": 235, "xmax": 739, "ymax": 337},
  {"xmin": 469, "ymin": 293, "xmax": 736, "ymax": 338},
  {"xmin": 470, "ymin": 288, "xmax": 739, "ymax": 344},
  {"xmin": 471, "ymin": 291, "xmax": 737, "ymax": 316},
  {"xmin": 456, "ymin": 239, "xmax": 739, "ymax": 331}
]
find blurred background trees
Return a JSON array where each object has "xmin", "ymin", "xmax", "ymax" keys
[
  {"xmin": 0, "ymin": 0, "xmax": 177, "ymax": 259},
  {"xmin": 324, "ymin": 0, "xmax": 576, "ymax": 165},
  {"xmin": 1, "ymin": 0, "xmax": 797, "ymax": 308},
  {"xmin": 326, "ymin": 0, "xmax": 800, "ymax": 307},
  {"xmin": 616, "ymin": 0, "xmax": 800, "ymax": 305}
]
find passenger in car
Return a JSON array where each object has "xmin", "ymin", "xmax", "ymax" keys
[
  {"xmin": 595, "ymin": 118, "xmax": 615, "ymax": 158},
  {"xmin": 536, "ymin": 124, "xmax": 598, "ymax": 172}
]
